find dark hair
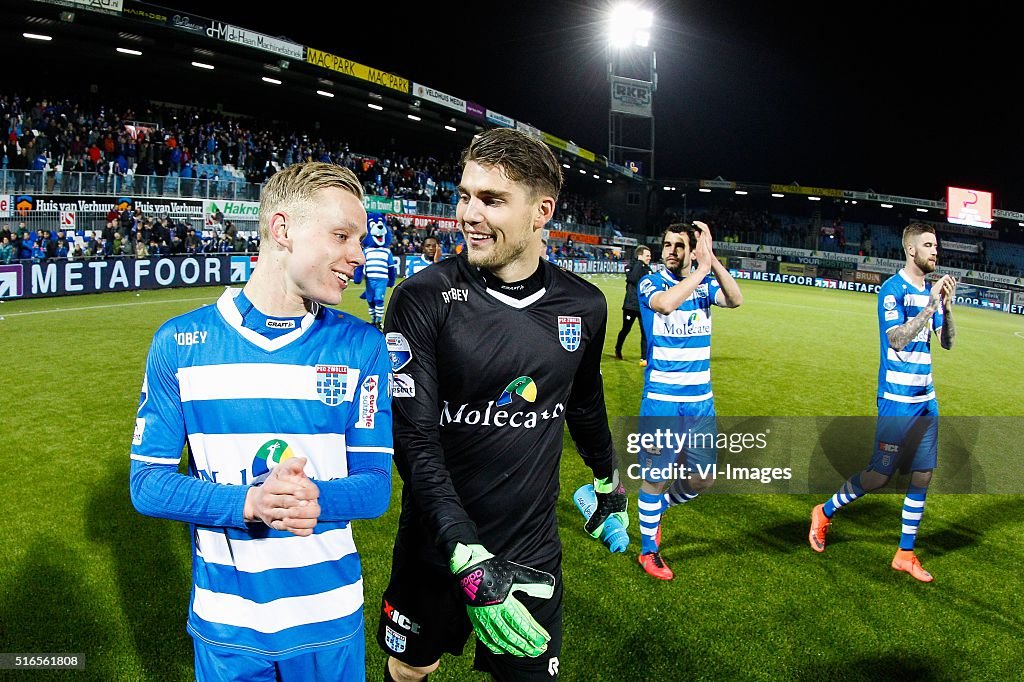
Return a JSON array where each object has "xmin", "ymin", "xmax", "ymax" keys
[
  {"xmin": 460, "ymin": 128, "xmax": 562, "ymax": 200},
  {"xmin": 662, "ymin": 222, "xmax": 699, "ymax": 250},
  {"xmin": 634, "ymin": 245, "xmax": 650, "ymax": 258}
]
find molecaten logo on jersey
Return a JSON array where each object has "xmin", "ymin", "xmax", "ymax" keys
[
  {"xmin": 316, "ymin": 364, "xmax": 350, "ymax": 406},
  {"xmin": 558, "ymin": 315, "xmax": 582, "ymax": 352},
  {"xmin": 441, "ymin": 376, "xmax": 564, "ymax": 429},
  {"xmin": 252, "ymin": 438, "xmax": 296, "ymax": 477},
  {"xmin": 497, "ymin": 376, "xmax": 537, "ymax": 407}
]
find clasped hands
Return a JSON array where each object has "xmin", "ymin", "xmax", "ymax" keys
[{"xmin": 243, "ymin": 457, "xmax": 320, "ymax": 536}]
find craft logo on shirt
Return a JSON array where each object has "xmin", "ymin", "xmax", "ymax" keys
[
  {"xmin": 356, "ymin": 375, "xmax": 379, "ymax": 429},
  {"xmin": 557, "ymin": 316, "xmax": 582, "ymax": 352},
  {"xmin": 266, "ymin": 319, "xmax": 296, "ymax": 329},
  {"xmin": 316, "ymin": 364, "xmax": 350, "ymax": 406},
  {"xmin": 386, "ymin": 332, "xmax": 412, "ymax": 371}
]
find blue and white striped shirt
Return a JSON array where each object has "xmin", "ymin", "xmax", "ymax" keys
[
  {"xmin": 638, "ymin": 269, "xmax": 722, "ymax": 406},
  {"xmin": 130, "ymin": 288, "xmax": 392, "ymax": 658},
  {"xmin": 363, "ymin": 246, "xmax": 396, "ymax": 281},
  {"xmin": 404, "ymin": 254, "xmax": 432, "ymax": 278},
  {"xmin": 877, "ymin": 269, "xmax": 942, "ymax": 403}
]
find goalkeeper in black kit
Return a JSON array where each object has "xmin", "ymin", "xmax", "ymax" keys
[{"xmin": 377, "ymin": 128, "xmax": 628, "ymax": 682}]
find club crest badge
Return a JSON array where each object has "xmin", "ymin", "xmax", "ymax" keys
[
  {"xmin": 558, "ymin": 316, "xmax": 582, "ymax": 352},
  {"xmin": 316, "ymin": 364, "xmax": 351, "ymax": 406}
]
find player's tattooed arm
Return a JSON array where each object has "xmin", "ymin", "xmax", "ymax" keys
[
  {"xmin": 886, "ymin": 302, "xmax": 938, "ymax": 351},
  {"xmin": 939, "ymin": 276, "xmax": 956, "ymax": 350},
  {"xmin": 939, "ymin": 308, "xmax": 955, "ymax": 350}
]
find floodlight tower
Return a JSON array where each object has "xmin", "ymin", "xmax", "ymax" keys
[{"xmin": 607, "ymin": 3, "xmax": 657, "ymax": 178}]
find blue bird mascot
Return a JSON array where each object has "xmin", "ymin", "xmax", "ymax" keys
[{"xmin": 352, "ymin": 212, "xmax": 397, "ymax": 330}]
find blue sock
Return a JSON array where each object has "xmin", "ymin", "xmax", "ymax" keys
[
  {"xmin": 638, "ymin": 491, "xmax": 663, "ymax": 554},
  {"xmin": 823, "ymin": 473, "xmax": 865, "ymax": 518},
  {"xmin": 899, "ymin": 484, "xmax": 928, "ymax": 550}
]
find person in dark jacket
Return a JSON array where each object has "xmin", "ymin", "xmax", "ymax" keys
[{"xmin": 615, "ymin": 245, "xmax": 652, "ymax": 365}]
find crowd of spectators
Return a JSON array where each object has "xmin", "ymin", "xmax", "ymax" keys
[
  {"xmin": 2, "ymin": 92, "xmax": 622, "ymax": 231},
  {"xmin": 7, "ymin": 91, "xmax": 1018, "ymax": 275}
]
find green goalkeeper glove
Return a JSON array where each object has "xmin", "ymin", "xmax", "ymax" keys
[
  {"xmin": 585, "ymin": 470, "xmax": 628, "ymax": 539},
  {"xmin": 450, "ymin": 543, "xmax": 555, "ymax": 657}
]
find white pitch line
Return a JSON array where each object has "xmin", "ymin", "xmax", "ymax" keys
[
  {"xmin": 0, "ymin": 295, "xmax": 218, "ymax": 318},
  {"xmin": 1015, "ymin": 331, "xmax": 1024, "ymax": 340}
]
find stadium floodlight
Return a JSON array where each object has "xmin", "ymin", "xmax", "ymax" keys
[
  {"xmin": 608, "ymin": 4, "xmax": 653, "ymax": 48},
  {"xmin": 880, "ymin": 203, "xmax": 894, "ymax": 208},
  {"xmin": 771, "ymin": 193, "xmax": 785, "ymax": 198},
  {"xmin": 699, "ymin": 188, "xmax": 711, "ymax": 193},
  {"xmin": 606, "ymin": 179, "xmax": 613, "ymax": 184},
  {"xmin": 191, "ymin": 61, "xmax": 214, "ymax": 70},
  {"xmin": 593, "ymin": 173, "xmax": 600, "ymax": 179},
  {"xmin": 562, "ymin": 163, "xmax": 571, "ymax": 169},
  {"xmin": 316, "ymin": 90, "xmax": 334, "ymax": 98},
  {"xmin": 916, "ymin": 208, "xmax": 928, "ymax": 213},
  {"xmin": 579, "ymin": 169, "xmax": 587, "ymax": 174},
  {"xmin": 735, "ymin": 190, "xmax": 748, "ymax": 195},
  {"xmin": 24, "ymin": 32, "xmax": 52, "ymax": 41},
  {"xmin": 261, "ymin": 76, "xmax": 281, "ymax": 85},
  {"xmin": 444, "ymin": 125, "xmax": 456, "ymax": 132},
  {"xmin": 407, "ymin": 114, "xmax": 421, "ymax": 121},
  {"xmin": 808, "ymin": 196, "xmax": 821, "ymax": 201},
  {"xmin": 116, "ymin": 47, "xmax": 142, "ymax": 56},
  {"xmin": 367, "ymin": 103, "xmax": 383, "ymax": 111}
]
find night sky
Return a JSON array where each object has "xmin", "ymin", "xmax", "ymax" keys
[{"xmin": 157, "ymin": 1, "xmax": 1022, "ymax": 208}]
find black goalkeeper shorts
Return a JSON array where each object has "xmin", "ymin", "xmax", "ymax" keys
[{"xmin": 376, "ymin": 547, "xmax": 564, "ymax": 681}]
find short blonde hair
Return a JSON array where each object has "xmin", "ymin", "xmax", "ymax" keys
[{"xmin": 258, "ymin": 162, "xmax": 363, "ymax": 240}]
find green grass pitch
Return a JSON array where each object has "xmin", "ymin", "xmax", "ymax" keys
[{"xmin": 0, "ymin": 275, "xmax": 1021, "ymax": 680}]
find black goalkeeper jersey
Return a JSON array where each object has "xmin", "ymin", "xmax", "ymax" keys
[{"xmin": 384, "ymin": 254, "xmax": 616, "ymax": 569}]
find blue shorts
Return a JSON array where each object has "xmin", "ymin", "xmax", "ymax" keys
[
  {"xmin": 193, "ymin": 627, "xmax": 365, "ymax": 682},
  {"xmin": 637, "ymin": 397, "xmax": 717, "ymax": 481},
  {"xmin": 868, "ymin": 397, "xmax": 939, "ymax": 476},
  {"xmin": 364, "ymin": 278, "xmax": 387, "ymax": 306}
]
